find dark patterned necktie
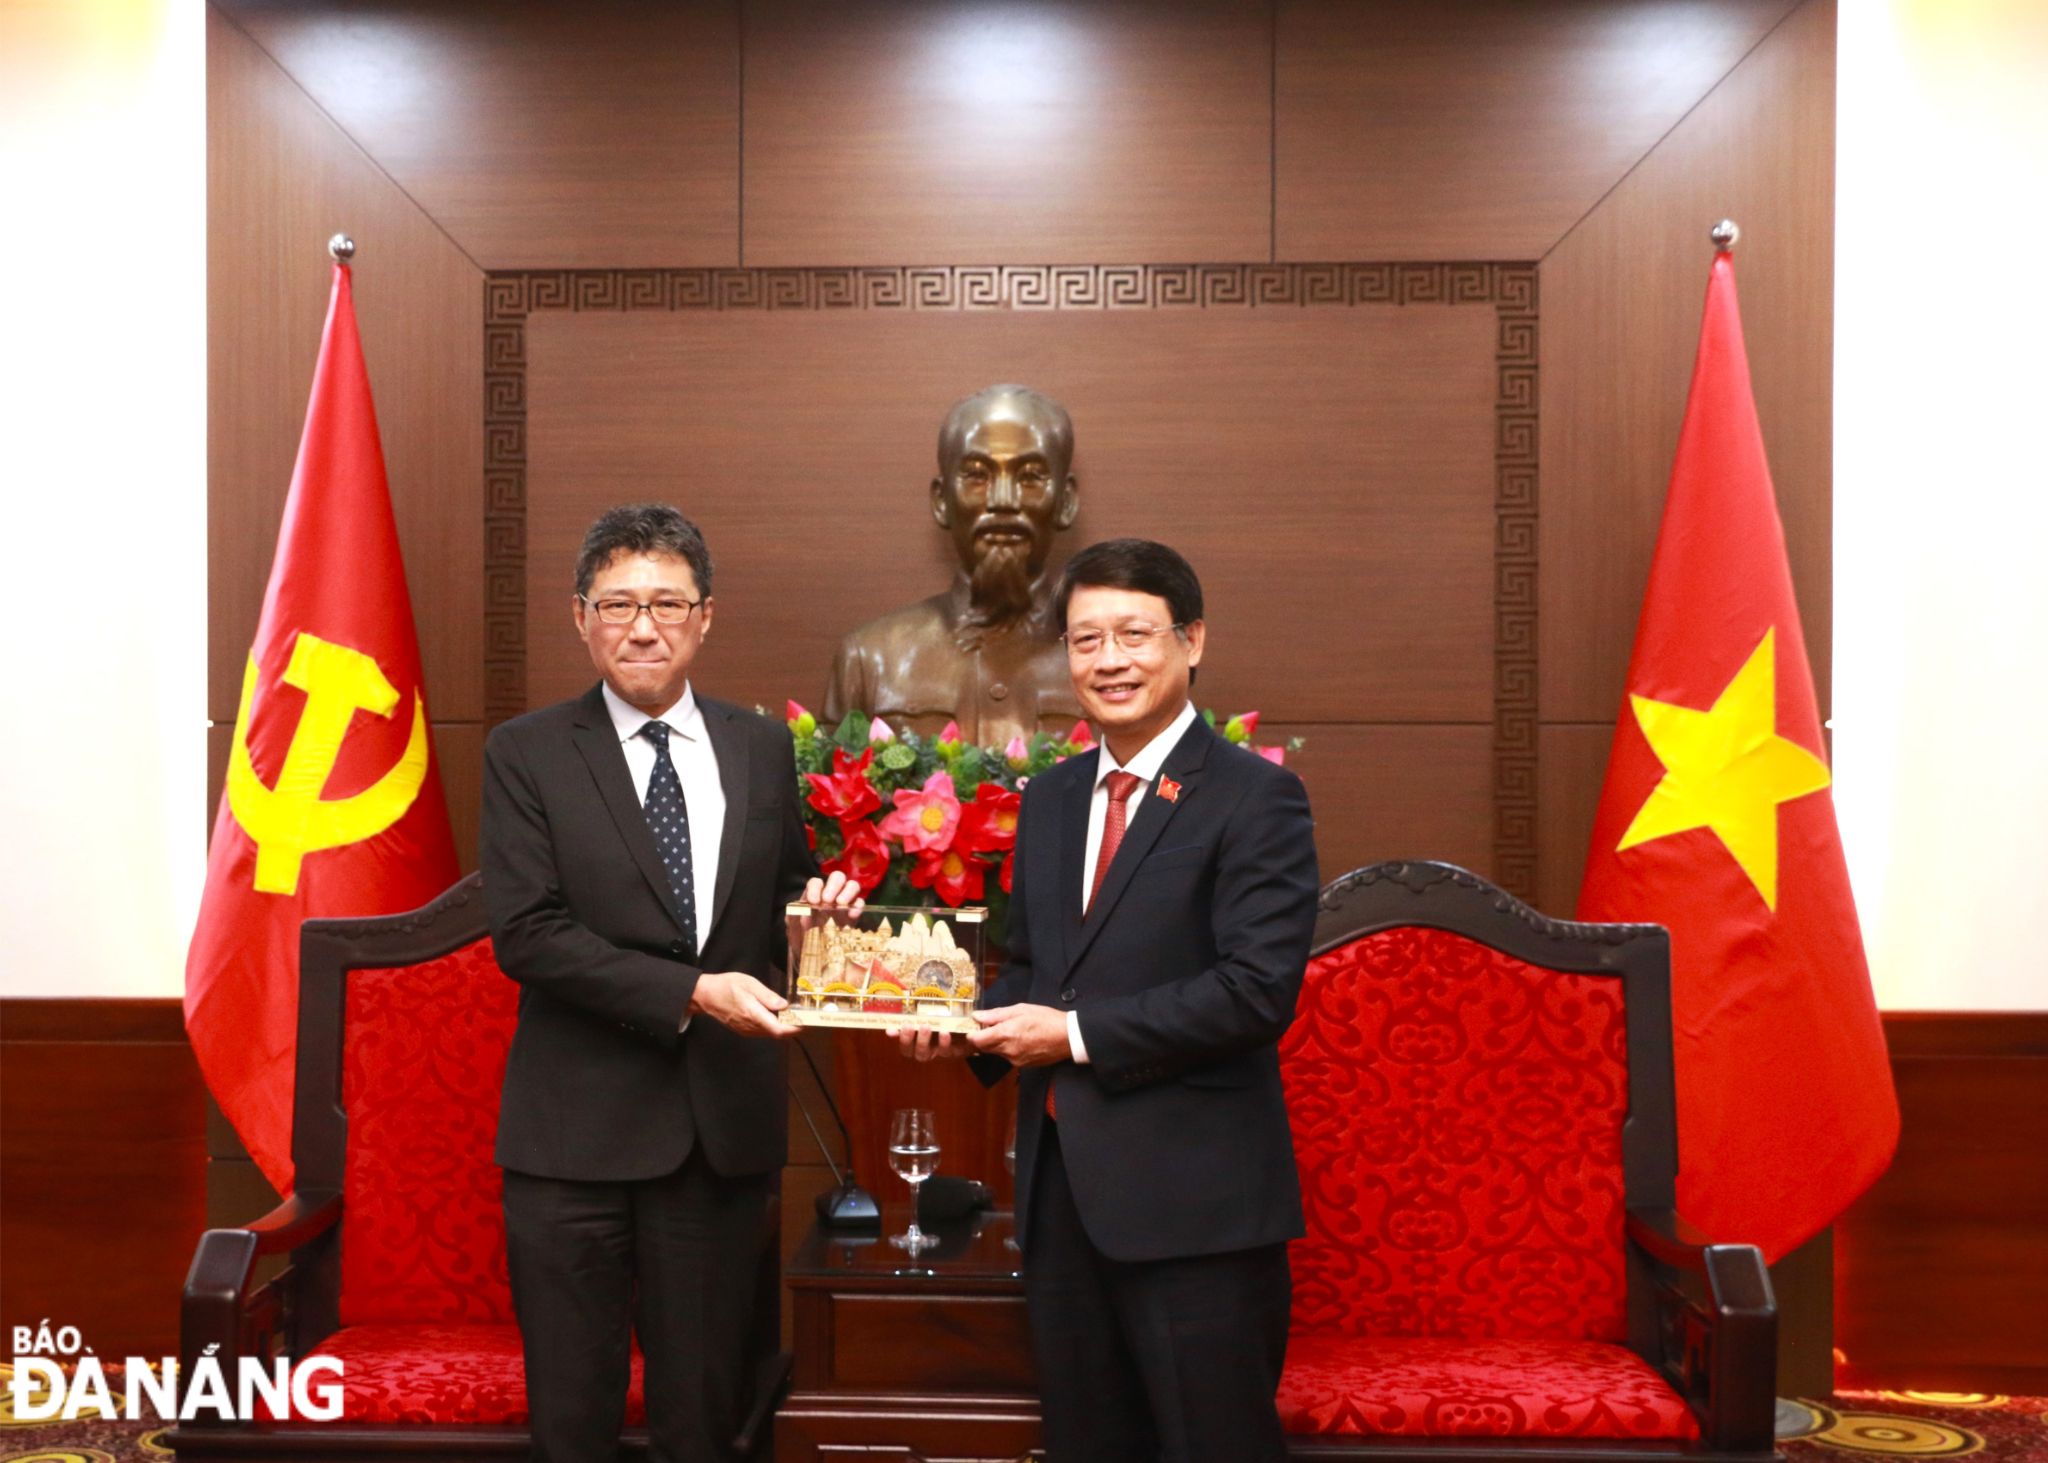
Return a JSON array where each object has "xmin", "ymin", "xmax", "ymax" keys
[{"xmin": 639, "ymin": 721, "xmax": 698, "ymax": 962}]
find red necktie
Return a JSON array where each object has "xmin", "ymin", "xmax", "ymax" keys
[
  {"xmin": 1052, "ymin": 770, "xmax": 1144, "ymax": 1120},
  {"xmin": 1087, "ymin": 771, "xmax": 1144, "ymax": 914}
]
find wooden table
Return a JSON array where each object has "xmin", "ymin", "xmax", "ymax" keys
[{"xmin": 777, "ymin": 1210, "xmax": 1042, "ymax": 1462}]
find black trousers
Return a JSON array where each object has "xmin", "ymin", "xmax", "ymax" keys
[
  {"xmin": 502, "ymin": 1152, "xmax": 768, "ymax": 1463},
  {"xmin": 1023, "ymin": 1121, "xmax": 1293, "ymax": 1463}
]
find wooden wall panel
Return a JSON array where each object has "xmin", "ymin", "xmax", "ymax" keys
[
  {"xmin": 1835, "ymin": 1015, "xmax": 2048, "ymax": 1390},
  {"xmin": 520, "ymin": 298, "xmax": 1499, "ymax": 728},
  {"xmin": 208, "ymin": 3, "xmax": 485, "ymax": 854},
  {"xmin": 0, "ymin": 1002, "xmax": 208, "ymax": 1360},
  {"xmin": 219, "ymin": 0, "xmax": 741, "ymax": 270},
  {"xmin": 1272, "ymin": 725, "xmax": 1495, "ymax": 885},
  {"xmin": 741, "ymin": 0, "xmax": 1272, "ymax": 266},
  {"xmin": 1533, "ymin": 723, "xmax": 1611, "ymax": 917},
  {"xmin": 1275, "ymin": 0, "xmax": 1797, "ymax": 261},
  {"xmin": 1538, "ymin": 0, "xmax": 1835, "ymax": 727}
]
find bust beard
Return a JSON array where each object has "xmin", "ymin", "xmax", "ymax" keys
[{"xmin": 954, "ymin": 539, "xmax": 1051, "ymax": 649}]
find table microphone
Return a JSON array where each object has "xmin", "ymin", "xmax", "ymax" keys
[{"xmin": 790, "ymin": 1037, "xmax": 881, "ymax": 1229}]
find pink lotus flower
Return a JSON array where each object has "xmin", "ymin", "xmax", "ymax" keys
[
  {"xmin": 879, "ymin": 769, "xmax": 962, "ymax": 853},
  {"xmin": 1254, "ymin": 744, "xmax": 1285, "ymax": 765},
  {"xmin": 1004, "ymin": 734, "xmax": 1030, "ymax": 772},
  {"xmin": 1224, "ymin": 711, "xmax": 1260, "ymax": 744},
  {"xmin": 1066, "ymin": 720, "xmax": 1096, "ymax": 751},
  {"xmin": 785, "ymin": 700, "xmax": 816, "ymax": 737},
  {"xmin": 935, "ymin": 720, "xmax": 963, "ymax": 756},
  {"xmin": 869, "ymin": 716, "xmax": 895, "ymax": 744}
]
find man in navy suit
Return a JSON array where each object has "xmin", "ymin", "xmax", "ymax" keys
[{"xmin": 900, "ymin": 538, "xmax": 1319, "ymax": 1463}]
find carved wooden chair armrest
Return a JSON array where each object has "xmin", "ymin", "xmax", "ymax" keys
[
  {"xmin": 1626, "ymin": 1207, "xmax": 1778, "ymax": 1454},
  {"xmin": 179, "ymin": 1190, "xmax": 343, "ymax": 1397}
]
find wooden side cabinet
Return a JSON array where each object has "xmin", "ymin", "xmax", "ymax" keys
[{"xmin": 777, "ymin": 1213, "xmax": 1043, "ymax": 1462}]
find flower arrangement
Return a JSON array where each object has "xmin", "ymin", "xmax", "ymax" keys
[{"xmin": 785, "ymin": 702, "xmax": 1297, "ymax": 943}]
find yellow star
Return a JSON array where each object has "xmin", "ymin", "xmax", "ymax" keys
[{"xmin": 1617, "ymin": 628, "xmax": 1831, "ymax": 911}]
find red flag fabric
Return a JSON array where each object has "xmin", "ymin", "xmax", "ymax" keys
[
  {"xmin": 1576, "ymin": 249, "xmax": 1897, "ymax": 1263},
  {"xmin": 185, "ymin": 262, "xmax": 459, "ymax": 1193}
]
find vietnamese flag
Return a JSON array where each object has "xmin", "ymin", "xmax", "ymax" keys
[
  {"xmin": 1577, "ymin": 244, "xmax": 1897, "ymax": 1262},
  {"xmin": 185, "ymin": 258, "xmax": 459, "ymax": 1193}
]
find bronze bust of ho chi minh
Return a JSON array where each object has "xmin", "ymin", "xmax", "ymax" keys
[{"xmin": 824, "ymin": 383, "xmax": 1086, "ymax": 748}]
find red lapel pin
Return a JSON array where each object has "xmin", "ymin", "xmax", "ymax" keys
[{"xmin": 1157, "ymin": 775, "xmax": 1182, "ymax": 803}]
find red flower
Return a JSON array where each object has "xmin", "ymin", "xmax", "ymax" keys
[
  {"xmin": 1066, "ymin": 720, "xmax": 1096, "ymax": 751},
  {"xmin": 910, "ymin": 844, "xmax": 985, "ymax": 907},
  {"xmin": 823, "ymin": 818, "xmax": 892, "ymax": 896},
  {"xmin": 878, "ymin": 770, "xmax": 962, "ymax": 853},
  {"xmin": 806, "ymin": 746, "xmax": 881, "ymax": 821},
  {"xmin": 956, "ymin": 782, "xmax": 1021, "ymax": 855}
]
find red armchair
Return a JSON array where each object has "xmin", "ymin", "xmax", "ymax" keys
[
  {"xmin": 169, "ymin": 873, "xmax": 786, "ymax": 1455},
  {"xmin": 1277, "ymin": 861, "xmax": 1777, "ymax": 1459}
]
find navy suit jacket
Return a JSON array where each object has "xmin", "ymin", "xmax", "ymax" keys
[{"xmin": 977, "ymin": 714, "xmax": 1319, "ymax": 1262}]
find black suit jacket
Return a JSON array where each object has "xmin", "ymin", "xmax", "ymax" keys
[
  {"xmin": 978, "ymin": 715, "xmax": 1319, "ymax": 1263},
  {"xmin": 481, "ymin": 684, "xmax": 815, "ymax": 1182}
]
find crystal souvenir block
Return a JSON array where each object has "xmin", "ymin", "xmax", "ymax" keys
[{"xmin": 782, "ymin": 903, "xmax": 986, "ymax": 1033}]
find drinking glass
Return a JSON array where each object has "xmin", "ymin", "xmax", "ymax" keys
[{"xmin": 888, "ymin": 1108, "xmax": 941, "ymax": 1255}]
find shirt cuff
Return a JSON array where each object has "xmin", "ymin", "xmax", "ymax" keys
[
  {"xmin": 678, "ymin": 1014, "xmax": 692, "ymax": 1034},
  {"xmin": 1066, "ymin": 1010, "xmax": 1089, "ymax": 1064}
]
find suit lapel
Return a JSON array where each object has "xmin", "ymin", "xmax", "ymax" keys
[
  {"xmin": 1065, "ymin": 717, "xmax": 1215, "ymax": 976},
  {"xmin": 1051, "ymin": 750, "xmax": 1096, "ymax": 977},
  {"xmin": 570, "ymin": 685, "xmax": 685, "ymax": 931},
  {"xmin": 700, "ymin": 697, "xmax": 750, "ymax": 942}
]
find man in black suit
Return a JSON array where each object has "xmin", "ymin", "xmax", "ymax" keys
[
  {"xmin": 482, "ymin": 504, "xmax": 856, "ymax": 1463},
  {"xmin": 899, "ymin": 538, "xmax": 1319, "ymax": 1463}
]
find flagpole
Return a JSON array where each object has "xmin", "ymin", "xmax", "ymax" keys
[
  {"xmin": 327, "ymin": 232, "xmax": 355, "ymax": 263},
  {"xmin": 1706, "ymin": 211, "xmax": 1839, "ymax": 1436}
]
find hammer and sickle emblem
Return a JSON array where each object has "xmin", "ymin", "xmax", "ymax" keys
[{"xmin": 227, "ymin": 631, "xmax": 431, "ymax": 895}]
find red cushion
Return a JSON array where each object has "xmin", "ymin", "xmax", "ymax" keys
[
  {"xmin": 339, "ymin": 938, "xmax": 520, "ymax": 1326},
  {"xmin": 1277, "ymin": 1334, "xmax": 1698, "ymax": 1439},
  {"xmin": 297, "ymin": 1324, "xmax": 645, "ymax": 1426},
  {"xmin": 1280, "ymin": 928, "xmax": 1631, "ymax": 1342}
]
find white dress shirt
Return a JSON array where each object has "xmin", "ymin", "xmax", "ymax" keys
[
  {"xmin": 1067, "ymin": 699, "xmax": 1200, "ymax": 1064},
  {"xmin": 601, "ymin": 680, "xmax": 727, "ymax": 955}
]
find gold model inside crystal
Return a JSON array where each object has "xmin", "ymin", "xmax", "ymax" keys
[{"xmin": 794, "ymin": 912, "xmax": 979, "ymax": 1019}]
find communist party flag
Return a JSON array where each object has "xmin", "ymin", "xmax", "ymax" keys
[
  {"xmin": 1577, "ymin": 245, "xmax": 1897, "ymax": 1263},
  {"xmin": 186, "ymin": 258, "xmax": 459, "ymax": 1193}
]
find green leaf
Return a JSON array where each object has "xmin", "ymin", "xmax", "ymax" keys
[{"xmin": 833, "ymin": 711, "xmax": 870, "ymax": 751}]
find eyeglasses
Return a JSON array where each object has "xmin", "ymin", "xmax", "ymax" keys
[
  {"xmin": 579, "ymin": 593, "xmax": 703, "ymax": 626},
  {"xmin": 1061, "ymin": 623, "xmax": 1185, "ymax": 658}
]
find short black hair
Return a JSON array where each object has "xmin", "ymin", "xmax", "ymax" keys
[
  {"xmin": 1053, "ymin": 538, "xmax": 1204, "ymax": 629},
  {"xmin": 574, "ymin": 504, "xmax": 714, "ymax": 598}
]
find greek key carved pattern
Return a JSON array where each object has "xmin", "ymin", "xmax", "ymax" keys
[
  {"xmin": 483, "ymin": 264, "xmax": 1540, "ymax": 897},
  {"xmin": 1493, "ymin": 266, "xmax": 1539, "ymax": 899}
]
